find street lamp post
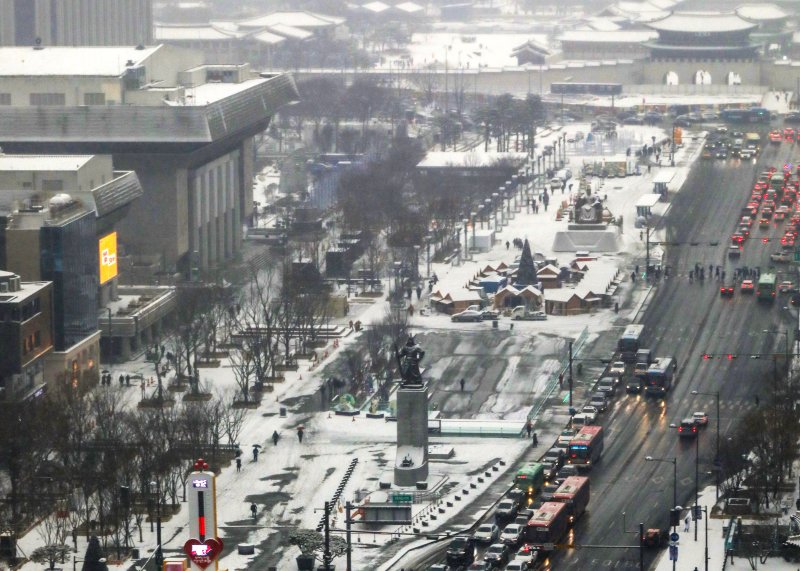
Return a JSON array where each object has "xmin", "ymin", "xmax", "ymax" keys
[
  {"xmin": 645, "ymin": 456, "xmax": 678, "ymax": 571},
  {"xmin": 462, "ymin": 219, "xmax": 469, "ymax": 261},
  {"xmin": 484, "ymin": 199, "xmax": 492, "ymax": 229},
  {"xmin": 491, "ymin": 193, "xmax": 500, "ymax": 229},
  {"xmin": 692, "ymin": 389, "xmax": 721, "ymax": 501},
  {"xmin": 149, "ymin": 481, "xmax": 163, "ymax": 569}
]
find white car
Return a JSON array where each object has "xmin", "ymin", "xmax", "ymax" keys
[
  {"xmin": 500, "ymin": 523, "xmax": 523, "ymax": 546},
  {"xmin": 692, "ymin": 411, "xmax": 709, "ymax": 426},
  {"xmin": 580, "ymin": 405, "xmax": 598, "ymax": 422},
  {"xmin": 608, "ymin": 361, "xmax": 626, "ymax": 376},
  {"xmin": 473, "ymin": 523, "xmax": 499, "ymax": 544},
  {"xmin": 771, "ymin": 251, "xmax": 791, "ymax": 263}
]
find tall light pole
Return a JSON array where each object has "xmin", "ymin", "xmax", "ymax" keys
[
  {"xmin": 645, "ymin": 455, "xmax": 678, "ymax": 571},
  {"xmin": 462, "ymin": 219, "xmax": 470, "ymax": 261},
  {"xmin": 149, "ymin": 481, "xmax": 163, "ymax": 569},
  {"xmin": 692, "ymin": 389, "xmax": 720, "ymax": 501}
]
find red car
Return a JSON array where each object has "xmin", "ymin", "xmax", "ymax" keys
[
  {"xmin": 720, "ymin": 285, "xmax": 734, "ymax": 297},
  {"xmin": 731, "ymin": 233, "xmax": 745, "ymax": 245},
  {"xmin": 741, "ymin": 280, "xmax": 755, "ymax": 292},
  {"xmin": 785, "ymin": 128, "xmax": 796, "ymax": 141}
]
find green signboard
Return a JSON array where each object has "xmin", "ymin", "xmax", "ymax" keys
[{"xmin": 391, "ymin": 494, "xmax": 413, "ymax": 504}]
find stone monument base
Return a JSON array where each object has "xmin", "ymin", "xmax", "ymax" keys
[
  {"xmin": 394, "ymin": 382, "xmax": 429, "ymax": 486},
  {"xmin": 394, "ymin": 445, "xmax": 428, "ymax": 486}
]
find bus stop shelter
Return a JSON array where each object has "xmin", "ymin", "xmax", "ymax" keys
[
  {"xmin": 636, "ymin": 193, "xmax": 662, "ymax": 220},
  {"xmin": 652, "ymin": 171, "xmax": 674, "ymax": 200}
]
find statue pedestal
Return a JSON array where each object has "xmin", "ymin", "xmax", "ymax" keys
[{"xmin": 394, "ymin": 382, "xmax": 429, "ymax": 486}]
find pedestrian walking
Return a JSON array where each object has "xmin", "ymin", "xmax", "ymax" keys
[
  {"xmin": 250, "ymin": 503, "xmax": 257, "ymax": 519},
  {"xmin": 532, "ymin": 432, "xmax": 538, "ymax": 447},
  {"xmin": 506, "ymin": 240, "xmax": 510, "ymax": 250},
  {"xmin": 126, "ymin": 374, "xmax": 131, "ymax": 386},
  {"xmin": 252, "ymin": 445, "xmax": 259, "ymax": 462},
  {"xmin": 297, "ymin": 425, "xmax": 305, "ymax": 443},
  {"xmin": 525, "ymin": 420, "xmax": 532, "ymax": 438},
  {"xmin": 236, "ymin": 458, "xmax": 241, "ymax": 472},
  {"xmin": 684, "ymin": 515, "xmax": 690, "ymax": 532},
  {"xmin": 272, "ymin": 430, "xmax": 279, "ymax": 446},
  {"xmin": 460, "ymin": 378, "xmax": 465, "ymax": 392},
  {"xmin": 119, "ymin": 374, "xmax": 125, "ymax": 386}
]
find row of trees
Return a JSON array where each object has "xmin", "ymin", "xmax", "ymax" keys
[
  {"xmin": 0, "ymin": 381, "xmax": 246, "ymax": 560},
  {"xmin": 717, "ymin": 368, "xmax": 800, "ymax": 512}
]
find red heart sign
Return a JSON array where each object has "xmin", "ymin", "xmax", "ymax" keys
[{"xmin": 183, "ymin": 537, "xmax": 224, "ymax": 569}]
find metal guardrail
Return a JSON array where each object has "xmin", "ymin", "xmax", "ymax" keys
[
  {"xmin": 526, "ymin": 325, "xmax": 589, "ymax": 423},
  {"xmin": 721, "ymin": 516, "xmax": 737, "ymax": 571}
]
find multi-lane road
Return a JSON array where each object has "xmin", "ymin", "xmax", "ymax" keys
[{"xmin": 556, "ymin": 129, "xmax": 796, "ymax": 569}]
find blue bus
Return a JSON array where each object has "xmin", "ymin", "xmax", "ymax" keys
[
  {"xmin": 721, "ymin": 107, "xmax": 770, "ymax": 123},
  {"xmin": 618, "ymin": 324, "xmax": 645, "ymax": 363},
  {"xmin": 644, "ymin": 357, "xmax": 677, "ymax": 396}
]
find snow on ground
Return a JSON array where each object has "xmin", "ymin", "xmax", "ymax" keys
[
  {"xmin": 653, "ymin": 484, "xmax": 800, "ymax": 571},
  {"xmin": 553, "ymin": 90, "xmax": 794, "ymax": 114},
  {"xmin": 15, "ymin": 122, "xmax": 707, "ymax": 570}
]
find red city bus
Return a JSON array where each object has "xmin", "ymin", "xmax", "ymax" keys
[
  {"xmin": 567, "ymin": 425, "xmax": 604, "ymax": 469},
  {"xmin": 552, "ymin": 476, "xmax": 590, "ymax": 524},
  {"xmin": 521, "ymin": 501, "xmax": 570, "ymax": 552}
]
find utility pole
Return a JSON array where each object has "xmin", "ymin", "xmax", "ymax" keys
[
  {"xmin": 568, "ymin": 340, "xmax": 574, "ymax": 408},
  {"xmin": 645, "ymin": 223, "xmax": 650, "ymax": 281},
  {"xmin": 639, "ymin": 522, "xmax": 644, "ymax": 571},
  {"xmin": 323, "ymin": 501, "xmax": 332, "ymax": 571},
  {"xmin": 695, "ymin": 434, "xmax": 699, "ymax": 542},
  {"xmin": 345, "ymin": 502, "xmax": 353, "ymax": 571}
]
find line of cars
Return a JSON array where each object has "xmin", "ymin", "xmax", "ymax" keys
[
  {"xmin": 451, "ymin": 305, "xmax": 547, "ymax": 323},
  {"xmin": 701, "ymin": 128, "xmax": 759, "ymax": 161},
  {"xmin": 726, "ymin": 162, "xmax": 800, "ymax": 298}
]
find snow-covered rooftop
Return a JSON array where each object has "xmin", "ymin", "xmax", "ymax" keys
[
  {"xmin": 238, "ymin": 10, "xmax": 345, "ymax": 29},
  {"xmin": 395, "ymin": 2, "xmax": 424, "ymax": 13},
  {"xmin": 0, "ymin": 45, "xmax": 161, "ymax": 76},
  {"xmin": 182, "ymin": 78, "xmax": 272, "ymax": 105},
  {"xmin": 417, "ymin": 151, "xmax": 528, "ymax": 168},
  {"xmin": 647, "ymin": 11, "xmax": 757, "ymax": 33},
  {"xmin": 362, "ymin": 1, "xmax": 390, "ymax": 13},
  {"xmin": 736, "ymin": 3, "xmax": 788, "ymax": 22},
  {"xmin": 267, "ymin": 23, "xmax": 313, "ymax": 40},
  {"xmin": 582, "ymin": 18, "xmax": 623, "ymax": 32},
  {"xmin": 0, "ymin": 155, "xmax": 95, "ymax": 171},
  {"xmin": 560, "ymin": 30, "xmax": 658, "ymax": 43},
  {"xmin": 155, "ymin": 24, "xmax": 236, "ymax": 41}
]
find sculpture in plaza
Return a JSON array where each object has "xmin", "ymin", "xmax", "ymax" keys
[{"xmin": 394, "ymin": 335, "xmax": 425, "ymax": 386}]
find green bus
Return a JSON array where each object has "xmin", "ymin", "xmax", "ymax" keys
[
  {"xmin": 757, "ymin": 273, "xmax": 776, "ymax": 301},
  {"xmin": 514, "ymin": 463, "xmax": 545, "ymax": 499}
]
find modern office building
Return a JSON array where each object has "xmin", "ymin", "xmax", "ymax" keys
[
  {"xmin": 0, "ymin": 0, "xmax": 153, "ymax": 46},
  {"xmin": 0, "ymin": 270, "xmax": 53, "ymax": 400},
  {"xmin": 0, "ymin": 154, "xmax": 165, "ymax": 383},
  {"xmin": 0, "ymin": 44, "xmax": 298, "ymax": 277}
]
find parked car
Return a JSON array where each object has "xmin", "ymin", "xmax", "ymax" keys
[
  {"xmin": 512, "ymin": 306, "xmax": 547, "ymax": 320},
  {"xmin": 480, "ymin": 309, "xmax": 500, "ymax": 320},
  {"xmin": 451, "ymin": 309, "xmax": 483, "ymax": 322},
  {"xmin": 474, "ymin": 523, "xmax": 500, "ymax": 544}
]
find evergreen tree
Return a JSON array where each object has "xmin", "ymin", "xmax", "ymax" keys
[
  {"xmin": 81, "ymin": 536, "xmax": 108, "ymax": 571},
  {"xmin": 516, "ymin": 239, "xmax": 538, "ymax": 287}
]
